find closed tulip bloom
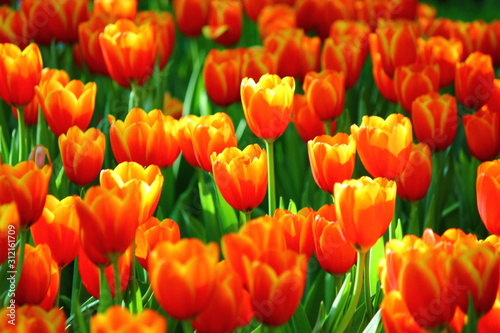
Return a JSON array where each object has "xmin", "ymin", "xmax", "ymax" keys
[
  {"xmin": 0, "ymin": 43, "xmax": 42, "ymax": 107},
  {"xmin": 369, "ymin": 33, "xmax": 398, "ymax": 103},
  {"xmin": 241, "ymin": 47, "xmax": 276, "ymax": 82},
  {"xmin": 450, "ymin": 20, "xmax": 486, "ymax": 60},
  {"xmin": 0, "ymin": 202, "xmax": 19, "ymax": 265},
  {"xmin": 295, "ymin": 0, "xmax": 320, "ymax": 32},
  {"xmin": 16, "ymin": 244, "xmax": 52, "ymax": 306},
  {"xmin": 91, "ymin": 306, "xmax": 166, "ymax": 332},
  {"xmin": 463, "ymin": 106, "xmax": 500, "ymax": 162},
  {"xmin": 243, "ymin": 0, "xmax": 271, "ymax": 21},
  {"xmin": 211, "ymin": 144, "xmax": 267, "ymax": 213},
  {"xmin": 292, "ymin": 94, "xmax": 336, "ymax": 142},
  {"xmin": 241, "ymin": 74, "xmax": 295, "ymax": 142},
  {"xmin": 100, "ymin": 161, "xmax": 164, "ymax": 225},
  {"xmin": 381, "ymin": 290, "xmax": 429, "ymax": 333},
  {"xmin": 203, "ymin": 48, "xmax": 242, "ymax": 106},
  {"xmin": 308, "ymin": 133, "xmax": 356, "ymax": 194},
  {"xmin": 135, "ymin": 217, "xmax": 181, "ymax": 270},
  {"xmin": 486, "ymin": 79, "xmax": 500, "ymax": 112},
  {"xmin": 303, "ymin": 70, "xmax": 345, "ymax": 122},
  {"xmin": 204, "ymin": 0, "xmax": 242, "ymax": 46},
  {"xmin": 36, "ymin": 79, "xmax": 96, "ymax": 137},
  {"xmin": 191, "ymin": 113, "xmax": 238, "ymax": 172},
  {"xmin": 477, "ymin": 160, "xmax": 500, "ymax": 235},
  {"xmin": 38, "ymin": 259, "xmax": 60, "ymax": 311},
  {"xmin": 108, "ymin": 108, "xmax": 180, "ymax": 167},
  {"xmin": 396, "ymin": 143, "xmax": 432, "ymax": 201},
  {"xmin": 394, "ymin": 64, "xmax": 440, "ymax": 113},
  {"xmin": 0, "ymin": 161, "xmax": 52, "ymax": 228},
  {"xmin": 316, "ymin": 0, "xmax": 355, "ymax": 39},
  {"xmin": 0, "ymin": 306, "xmax": 66, "ymax": 333},
  {"xmin": 417, "ymin": 3, "xmax": 437, "ymax": 35},
  {"xmin": 455, "ymin": 52, "xmax": 495, "ymax": 110},
  {"xmin": 419, "ymin": 36, "xmax": 463, "ymax": 87},
  {"xmin": 94, "ymin": 0, "xmax": 137, "ymax": 19},
  {"xmin": 351, "ymin": 114, "xmax": 413, "ymax": 180},
  {"xmin": 58, "ymin": 126, "xmax": 105, "ymax": 186},
  {"xmin": 173, "ymin": 0, "xmax": 209, "ymax": 37},
  {"xmin": 334, "ymin": 177, "xmax": 397, "ymax": 252},
  {"xmin": 246, "ymin": 249, "xmax": 307, "ymax": 326},
  {"xmin": 75, "ymin": 186, "xmax": 141, "ymax": 266},
  {"xmin": 31, "ymin": 195, "xmax": 80, "ymax": 269},
  {"xmin": 99, "ymin": 19, "xmax": 156, "ymax": 88},
  {"xmin": 162, "ymin": 92, "xmax": 183, "ymax": 120},
  {"xmin": 274, "ymin": 207, "xmax": 315, "ymax": 258},
  {"xmin": 313, "ymin": 206, "xmax": 357, "ymax": 275},
  {"xmin": 78, "ymin": 247, "xmax": 131, "ymax": 299},
  {"xmin": 0, "ymin": 6, "xmax": 29, "ymax": 48},
  {"xmin": 411, "ymin": 93, "xmax": 458, "ymax": 151},
  {"xmin": 178, "ymin": 115, "xmax": 202, "ymax": 167},
  {"xmin": 148, "ymin": 238, "xmax": 220, "ymax": 320},
  {"xmin": 257, "ymin": 4, "xmax": 296, "ymax": 40}
]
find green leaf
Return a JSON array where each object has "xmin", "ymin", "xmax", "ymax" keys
[
  {"xmin": 369, "ymin": 238, "xmax": 385, "ymax": 295},
  {"xmin": 362, "ymin": 309, "xmax": 381, "ymax": 333},
  {"xmin": 290, "ymin": 303, "xmax": 312, "ymax": 333},
  {"xmin": 287, "ymin": 199, "xmax": 297, "ymax": 213},
  {"xmin": 462, "ymin": 294, "xmax": 478, "ymax": 333},
  {"xmin": 312, "ymin": 302, "xmax": 326, "ymax": 333},
  {"xmin": 324, "ymin": 272, "xmax": 352, "ymax": 331},
  {"xmin": 213, "ymin": 180, "xmax": 239, "ymax": 234},
  {"xmin": 395, "ymin": 219, "xmax": 404, "ymax": 240}
]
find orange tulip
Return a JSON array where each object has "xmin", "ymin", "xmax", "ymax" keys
[
  {"xmin": 264, "ymin": 28, "xmax": 320, "ymax": 79},
  {"xmin": 78, "ymin": 247, "xmax": 132, "ymax": 299},
  {"xmin": 274, "ymin": 207, "xmax": 315, "ymax": 258},
  {"xmin": 411, "ymin": 93, "xmax": 458, "ymax": 151},
  {"xmin": 178, "ymin": 115, "xmax": 202, "ymax": 168},
  {"xmin": 162, "ymin": 92, "xmax": 183, "ymax": 120},
  {"xmin": 477, "ymin": 160, "xmax": 500, "ymax": 235},
  {"xmin": 99, "ymin": 19, "xmax": 156, "ymax": 88},
  {"xmin": 396, "ymin": 143, "xmax": 432, "ymax": 202},
  {"xmin": 100, "ymin": 161, "xmax": 164, "ymax": 225},
  {"xmin": 94, "ymin": 0, "xmax": 137, "ymax": 19},
  {"xmin": 455, "ymin": 51, "xmax": 495, "ymax": 110},
  {"xmin": 246, "ymin": 249, "xmax": 307, "ymax": 326},
  {"xmin": 450, "ymin": 20, "xmax": 487, "ymax": 60},
  {"xmin": 381, "ymin": 290, "xmax": 429, "ymax": 333},
  {"xmin": 240, "ymin": 46, "xmax": 277, "ymax": 82},
  {"xmin": 0, "ymin": 43, "xmax": 42, "ymax": 107},
  {"xmin": 373, "ymin": 20, "xmax": 419, "ymax": 78},
  {"xmin": 334, "ymin": 176, "xmax": 397, "ymax": 252},
  {"xmin": 204, "ymin": 0, "xmax": 242, "ymax": 47},
  {"xmin": 303, "ymin": 70, "xmax": 345, "ymax": 122},
  {"xmin": 91, "ymin": 306, "xmax": 167, "ymax": 332},
  {"xmin": 241, "ymin": 74, "xmax": 295, "ymax": 142},
  {"xmin": 484, "ymin": 20, "xmax": 500, "ymax": 66},
  {"xmin": 486, "ymin": 79, "xmax": 500, "ymax": 113},
  {"xmin": 257, "ymin": 4, "xmax": 296, "ymax": 40},
  {"xmin": 0, "ymin": 6, "xmax": 29, "ymax": 48},
  {"xmin": 38, "ymin": 259, "xmax": 60, "ymax": 311},
  {"xmin": 135, "ymin": 217, "xmax": 181, "ymax": 270},
  {"xmin": 16, "ymin": 244, "xmax": 52, "ymax": 306},
  {"xmin": 36, "ymin": 79, "xmax": 96, "ymax": 137},
  {"xmin": 316, "ymin": 0, "xmax": 355, "ymax": 39},
  {"xmin": 75, "ymin": 186, "xmax": 141, "ymax": 266},
  {"xmin": 417, "ymin": 3, "xmax": 437, "ymax": 35},
  {"xmin": 148, "ymin": 238, "xmax": 219, "ymax": 320},
  {"xmin": 211, "ymin": 144, "xmax": 267, "ymax": 213},
  {"xmin": 0, "ymin": 161, "xmax": 52, "ymax": 228},
  {"xmin": 394, "ymin": 63, "xmax": 440, "ymax": 113},
  {"xmin": 295, "ymin": 0, "xmax": 320, "ymax": 32},
  {"xmin": 308, "ymin": 133, "xmax": 356, "ymax": 194},
  {"xmin": 0, "ymin": 203, "xmax": 19, "ymax": 265},
  {"xmin": 0, "ymin": 306, "xmax": 66, "ymax": 332},
  {"xmin": 418, "ymin": 36, "xmax": 463, "ymax": 87},
  {"xmin": 463, "ymin": 106, "xmax": 500, "ymax": 162},
  {"xmin": 108, "ymin": 108, "xmax": 180, "ymax": 167},
  {"xmin": 203, "ymin": 48, "xmax": 242, "ymax": 106},
  {"xmin": 351, "ymin": 114, "xmax": 413, "ymax": 180},
  {"xmin": 192, "ymin": 261, "xmax": 253, "ymax": 333},
  {"xmin": 291, "ymin": 94, "xmax": 336, "ymax": 142},
  {"xmin": 31, "ymin": 195, "xmax": 80, "ymax": 269},
  {"xmin": 369, "ymin": 33, "xmax": 398, "ymax": 103},
  {"xmin": 191, "ymin": 112, "xmax": 238, "ymax": 172},
  {"xmin": 173, "ymin": 0, "xmax": 210, "ymax": 37},
  {"xmin": 58, "ymin": 126, "xmax": 105, "ymax": 186},
  {"xmin": 242, "ymin": 0, "xmax": 271, "ymax": 21},
  {"xmin": 313, "ymin": 204, "xmax": 357, "ymax": 275}
]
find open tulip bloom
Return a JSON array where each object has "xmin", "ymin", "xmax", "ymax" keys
[{"xmin": 2, "ymin": 1, "xmax": 500, "ymax": 333}]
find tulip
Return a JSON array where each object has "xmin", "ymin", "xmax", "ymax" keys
[
  {"xmin": 0, "ymin": 43, "xmax": 42, "ymax": 107},
  {"xmin": 75, "ymin": 186, "xmax": 141, "ymax": 266},
  {"xmin": 274, "ymin": 207, "xmax": 315, "ymax": 257},
  {"xmin": 417, "ymin": 3, "xmax": 437, "ymax": 35},
  {"xmin": 203, "ymin": 48, "xmax": 242, "ymax": 106},
  {"xmin": 411, "ymin": 93, "xmax": 458, "ymax": 151},
  {"xmin": 303, "ymin": 70, "xmax": 345, "ymax": 122},
  {"xmin": 351, "ymin": 114, "xmax": 413, "ymax": 180},
  {"xmin": 191, "ymin": 113, "xmax": 238, "ymax": 172},
  {"xmin": 240, "ymin": 47, "xmax": 277, "ymax": 82},
  {"xmin": 39, "ymin": 259, "xmax": 60, "ymax": 311},
  {"xmin": 178, "ymin": 115, "xmax": 202, "ymax": 167},
  {"xmin": 295, "ymin": 0, "xmax": 320, "ymax": 32},
  {"xmin": 0, "ymin": 161, "xmax": 52, "ymax": 228},
  {"xmin": 477, "ymin": 160, "xmax": 500, "ymax": 235},
  {"xmin": 135, "ymin": 217, "xmax": 181, "ymax": 270},
  {"xmin": 148, "ymin": 238, "xmax": 220, "ymax": 320},
  {"xmin": 204, "ymin": 0, "xmax": 242, "ymax": 46},
  {"xmin": 242, "ymin": 0, "xmax": 271, "ymax": 21},
  {"xmin": 463, "ymin": 106, "xmax": 500, "ymax": 162},
  {"xmin": 241, "ymin": 74, "xmax": 295, "ymax": 142},
  {"xmin": 31, "ymin": 195, "xmax": 80, "ymax": 269},
  {"xmin": 58, "ymin": 126, "xmax": 105, "ymax": 186},
  {"xmin": 334, "ymin": 176, "xmax": 397, "ymax": 252},
  {"xmin": 307, "ymin": 133, "xmax": 356, "ymax": 194},
  {"xmin": 450, "ymin": 20, "xmax": 487, "ymax": 59},
  {"xmin": 99, "ymin": 19, "xmax": 156, "ymax": 88},
  {"xmin": 316, "ymin": 0, "xmax": 355, "ymax": 39},
  {"xmin": 108, "ymin": 108, "xmax": 180, "ymax": 167},
  {"xmin": 0, "ymin": 203, "xmax": 19, "ymax": 265},
  {"xmin": 486, "ymin": 79, "xmax": 500, "ymax": 112},
  {"xmin": 36, "ymin": 79, "xmax": 96, "ymax": 137},
  {"xmin": 162, "ymin": 92, "xmax": 183, "ymax": 120},
  {"xmin": 394, "ymin": 64, "xmax": 440, "ymax": 114},
  {"xmin": 381, "ymin": 290, "xmax": 429, "ymax": 333},
  {"xmin": 211, "ymin": 144, "xmax": 267, "ymax": 213},
  {"xmin": 16, "ymin": 244, "xmax": 52, "ymax": 306},
  {"xmin": 369, "ymin": 34, "xmax": 398, "ymax": 103},
  {"xmin": 94, "ymin": 0, "xmax": 137, "ymax": 19},
  {"xmin": 91, "ymin": 306, "xmax": 167, "ymax": 332},
  {"xmin": 0, "ymin": 306, "xmax": 66, "ymax": 332},
  {"xmin": 173, "ymin": 0, "xmax": 209, "ymax": 37},
  {"xmin": 292, "ymin": 94, "xmax": 336, "ymax": 142},
  {"xmin": 396, "ymin": 143, "xmax": 432, "ymax": 202},
  {"xmin": 418, "ymin": 36, "xmax": 463, "ymax": 87},
  {"xmin": 313, "ymin": 205, "xmax": 357, "ymax": 275},
  {"xmin": 0, "ymin": 6, "xmax": 29, "ymax": 48},
  {"xmin": 479, "ymin": 304, "xmax": 500, "ymax": 333},
  {"xmin": 455, "ymin": 51, "xmax": 495, "ymax": 110},
  {"xmin": 257, "ymin": 4, "xmax": 296, "ymax": 40}
]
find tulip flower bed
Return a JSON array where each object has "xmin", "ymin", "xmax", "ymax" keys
[{"xmin": 2, "ymin": 0, "xmax": 500, "ymax": 332}]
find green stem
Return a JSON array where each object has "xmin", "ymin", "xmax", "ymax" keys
[
  {"xmin": 364, "ymin": 249, "xmax": 373, "ymax": 318},
  {"xmin": 335, "ymin": 251, "xmax": 366, "ymax": 333},
  {"xmin": 130, "ymin": 242, "xmax": 142, "ymax": 314},
  {"xmin": 245, "ymin": 211, "xmax": 251, "ymax": 223},
  {"xmin": 98, "ymin": 266, "xmax": 111, "ymax": 313},
  {"xmin": 324, "ymin": 120, "xmax": 332, "ymax": 136},
  {"xmin": 129, "ymin": 81, "xmax": 140, "ymax": 110},
  {"xmin": 13, "ymin": 229, "xmax": 28, "ymax": 290},
  {"xmin": 71, "ymin": 258, "xmax": 88, "ymax": 333},
  {"xmin": 265, "ymin": 140, "xmax": 276, "ymax": 215},
  {"xmin": 112, "ymin": 257, "xmax": 122, "ymax": 306},
  {"xmin": 16, "ymin": 106, "xmax": 26, "ymax": 163},
  {"xmin": 334, "ymin": 275, "xmax": 343, "ymax": 295},
  {"xmin": 408, "ymin": 201, "xmax": 420, "ymax": 236}
]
